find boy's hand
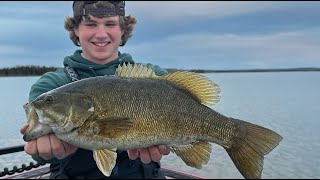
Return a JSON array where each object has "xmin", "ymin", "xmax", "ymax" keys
[
  {"xmin": 20, "ymin": 124, "xmax": 77, "ymax": 160},
  {"xmin": 127, "ymin": 145, "xmax": 170, "ymax": 164}
]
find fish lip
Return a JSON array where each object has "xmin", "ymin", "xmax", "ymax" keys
[
  {"xmin": 23, "ymin": 133, "xmax": 30, "ymax": 142},
  {"xmin": 23, "ymin": 122, "xmax": 53, "ymax": 142},
  {"xmin": 23, "ymin": 123, "xmax": 38, "ymax": 142},
  {"xmin": 23, "ymin": 103, "xmax": 29, "ymax": 110}
]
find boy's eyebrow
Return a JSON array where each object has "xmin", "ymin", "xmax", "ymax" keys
[
  {"xmin": 83, "ymin": 19, "xmax": 96, "ymax": 23},
  {"xmin": 84, "ymin": 19, "xmax": 118, "ymax": 23}
]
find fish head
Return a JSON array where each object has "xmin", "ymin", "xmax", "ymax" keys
[
  {"xmin": 23, "ymin": 102, "xmax": 53, "ymax": 141},
  {"xmin": 26, "ymin": 90, "xmax": 95, "ymax": 135}
]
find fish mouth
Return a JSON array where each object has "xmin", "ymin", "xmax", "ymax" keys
[
  {"xmin": 35, "ymin": 109, "xmax": 45, "ymax": 123},
  {"xmin": 23, "ymin": 103, "xmax": 53, "ymax": 141},
  {"xmin": 23, "ymin": 122, "xmax": 53, "ymax": 142}
]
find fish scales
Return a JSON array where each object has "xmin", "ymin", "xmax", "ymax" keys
[
  {"xmin": 76, "ymin": 76, "xmax": 235, "ymax": 149},
  {"xmin": 72, "ymin": 78, "xmax": 215, "ymax": 148}
]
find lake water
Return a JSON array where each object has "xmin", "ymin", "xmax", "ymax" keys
[{"xmin": 0, "ymin": 72, "xmax": 319, "ymax": 179}]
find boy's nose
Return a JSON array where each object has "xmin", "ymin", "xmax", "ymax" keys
[{"xmin": 95, "ymin": 27, "xmax": 109, "ymax": 39}]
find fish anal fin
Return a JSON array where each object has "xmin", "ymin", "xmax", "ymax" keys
[
  {"xmin": 172, "ymin": 141, "xmax": 212, "ymax": 169},
  {"xmin": 161, "ymin": 72, "xmax": 220, "ymax": 106},
  {"xmin": 93, "ymin": 149, "xmax": 117, "ymax": 177}
]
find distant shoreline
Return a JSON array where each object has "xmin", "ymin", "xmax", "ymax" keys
[
  {"xmin": 166, "ymin": 67, "xmax": 320, "ymax": 73},
  {"xmin": 0, "ymin": 66, "xmax": 319, "ymax": 77}
]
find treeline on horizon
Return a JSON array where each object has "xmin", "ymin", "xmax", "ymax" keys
[
  {"xmin": 0, "ymin": 65, "xmax": 320, "ymax": 77},
  {"xmin": 0, "ymin": 65, "xmax": 59, "ymax": 77}
]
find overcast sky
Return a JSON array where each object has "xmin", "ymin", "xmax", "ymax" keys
[{"xmin": 0, "ymin": 1, "xmax": 319, "ymax": 70}]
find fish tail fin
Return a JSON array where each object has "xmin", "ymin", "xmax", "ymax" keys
[{"xmin": 225, "ymin": 118, "xmax": 282, "ymax": 179}]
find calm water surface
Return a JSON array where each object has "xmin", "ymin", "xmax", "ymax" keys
[{"xmin": 0, "ymin": 72, "xmax": 319, "ymax": 179}]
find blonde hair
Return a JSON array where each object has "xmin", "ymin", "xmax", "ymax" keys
[{"xmin": 64, "ymin": 1, "xmax": 137, "ymax": 47}]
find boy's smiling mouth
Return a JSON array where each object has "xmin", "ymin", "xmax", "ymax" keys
[{"xmin": 92, "ymin": 42, "xmax": 110, "ymax": 47}]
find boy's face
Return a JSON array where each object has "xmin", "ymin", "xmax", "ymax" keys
[{"xmin": 75, "ymin": 16, "xmax": 123, "ymax": 64}]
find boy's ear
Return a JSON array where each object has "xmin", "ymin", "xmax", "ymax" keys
[{"xmin": 74, "ymin": 28, "xmax": 79, "ymax": 37}]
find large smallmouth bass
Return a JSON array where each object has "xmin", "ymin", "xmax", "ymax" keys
[{"xmin": 23, "ymin": 63, "xmax": 282, "ymax": 179}]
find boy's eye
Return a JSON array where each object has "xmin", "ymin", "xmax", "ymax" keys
[
  {"xmin": 106, "ymin": 23, "xmax": 116, "ymax": 26},
  {"xmin": 85, "ymin": 24, "xmax": 96, "ymax": 27}
]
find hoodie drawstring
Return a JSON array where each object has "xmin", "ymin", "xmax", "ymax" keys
[{"xmin": 89, "ymin": 67, "xmax": 97, "ymax": 77}]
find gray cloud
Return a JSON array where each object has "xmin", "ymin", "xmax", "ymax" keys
[
  {"xmin": 126, "ymin": 1, "xmax": 315, "ymax": 21},
  {"xmin": 0, "ymin": 1, "xmax": 320, "ymax": 69},
  {"xmin": 0, "ymin": 45, "xmax": 28, "ymax": 55},
  {"xmin": 122, "ymin": 30, "xmax": 320, "ymax": 69}
]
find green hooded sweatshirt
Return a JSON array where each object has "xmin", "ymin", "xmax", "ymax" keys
[{"xmin": 29, "ymin": 49, "xmax": 168, "ymax": 102}]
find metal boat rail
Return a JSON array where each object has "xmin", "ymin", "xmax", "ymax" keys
[{"xmin": 0, "ymin": 145, "xmax": 206, "ymax": 179}]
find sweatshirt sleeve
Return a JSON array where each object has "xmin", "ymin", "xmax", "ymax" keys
[
  {"xmin": 153, "ymin": 65, "xmax": 168, "ymax": 76},
  {"xmin": 29, "ymin": 69, "xmax": 69, "ymax": 102}
]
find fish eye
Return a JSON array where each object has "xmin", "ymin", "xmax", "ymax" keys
[{"xmin": 45, "ymin": 95, "xmax": 54, "ymax": 104}]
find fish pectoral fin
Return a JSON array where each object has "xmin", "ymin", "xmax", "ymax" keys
[
  {"xmin": 171, "ymin": 141, "xmax": 212, "ymax": 169},
  {"xmin": 93, "ymin": 116, "xmax": 133, "ymax": 138},
  {"xmin": 96, "ymin": 116, "xmax": 134, "ymax": 132},
  {"xmin": 93, "ymin": 149, "xmax": 117, "ymax": 177}
]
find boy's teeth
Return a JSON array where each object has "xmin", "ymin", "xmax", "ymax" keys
[{"xmin": 95, "ymin": 43, "xmax": 108, "ymax": 47}]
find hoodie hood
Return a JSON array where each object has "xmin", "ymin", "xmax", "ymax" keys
[{"xmin": 63, "ymin": 49, "xmax": 135, "ymax": 78}]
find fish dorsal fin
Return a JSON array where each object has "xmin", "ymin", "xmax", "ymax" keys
[
  {"xmin": 115, "ymin": 63, "xmax": 158, "ymax": 78},
  {"xmin": 161, "ymin": 71, "xmax": 220, "ymax": 106},
  {"xmin": 171, "ymin": 141, "xmax": 212, "ymax": 169},
  {"xmin": 115, "ymin": 63, "xmax": 220, "ymax": 106},
  {"xmin": 93, "ymin": 149, "xmax": 117, "ymax": 177}
]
